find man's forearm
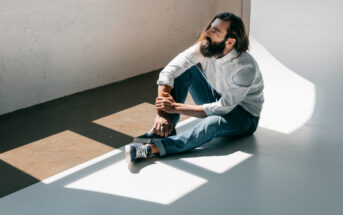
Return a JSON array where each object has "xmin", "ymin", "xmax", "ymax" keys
[
  {"xmin": 157, "ymin": 85, "xmax": 208, "ymax": 118},
  {"xmin": 174, "ymin": 103, "xmax": 207, "ymax": 118},
  {"xmin": 157, "ymin": 85, "xmax": 172, "ymax": 117}
]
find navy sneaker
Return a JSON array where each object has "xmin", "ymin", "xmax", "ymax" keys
[
  {"xmin": 133, "ymin": 128, "xmax": 176, "ymax": 144},
  {"xmin": 125, "ymin": 143, "xmax": 152, "ymax": 163}
]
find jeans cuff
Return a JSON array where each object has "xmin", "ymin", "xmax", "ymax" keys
[{"xmin": 151, "ymin": 139, "xmax": 166, "ymax": 157}]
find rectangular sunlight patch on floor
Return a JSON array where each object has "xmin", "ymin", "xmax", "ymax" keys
[
  {"xmin": 0, "ymin": 130, "xmax": 114, "ymax": 180},
  {"xmin": 92, "ymin": 102, "xmax": 192, "ymax": 137},
  {"xmin": 65, "ymin": 159, "xmax": 207, "ymax": 205},
  {"xmin": 92, "ymin": 103, "xmax": 156, "ymax": 137},
  {"xmin": 181, "ymin": 151, "xmax": 253, "ymax": 174}
]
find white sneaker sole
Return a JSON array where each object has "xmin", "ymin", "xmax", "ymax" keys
[{"xmin": 125, "ymin": 145, "xmax": 132, "ymax": 164}]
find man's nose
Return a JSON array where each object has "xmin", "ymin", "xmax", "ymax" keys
[{"xmin": 205, "ymin": 29, "xmax": 211, "ymax": 37}]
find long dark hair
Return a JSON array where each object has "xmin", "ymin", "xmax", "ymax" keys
[{"xmin": 197, "ymin": 12, "xmax": 249, "ymax": 58}]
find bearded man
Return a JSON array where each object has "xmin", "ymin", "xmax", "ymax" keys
[{"xmin": 125, "ymin": 12, "xmax": 264, "ymax": 163}]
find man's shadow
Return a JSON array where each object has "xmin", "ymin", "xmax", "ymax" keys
[{"xmin": 128, "ymin": 134, "xmax": 258, "ymax": 173}]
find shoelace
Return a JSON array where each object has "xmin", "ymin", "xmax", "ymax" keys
[{"xmin": 136, "ymin": 145, "xmax": 148, "ymax": 159}]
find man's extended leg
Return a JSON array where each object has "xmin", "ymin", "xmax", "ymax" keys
[
  {"xmin": 153, "ymin": 65, "xmax": 259, "ymax": 156},
  {"xmin": 152, "ymin": 105, "xmax": 259, "ymax": 156}
]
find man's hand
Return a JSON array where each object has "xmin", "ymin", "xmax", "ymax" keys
[
  {"xmin": 155, "ymin": 92, "xmax": 177, "ymax": 113},
  {"xmin": 153, "ymin": 114, "xmax": 174, "ymax": 137},
  {"xmin": 153, "ymin": 92, "xmax": 176, "ymax": 137}
]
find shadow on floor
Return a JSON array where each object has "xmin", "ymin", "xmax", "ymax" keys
[{"xmin": 0, "ymin": 160, "xmax": 40, "ymax": 198}]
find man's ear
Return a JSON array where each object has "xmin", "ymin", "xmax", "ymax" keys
[{"xmin": 226, "ymin": 38, "xmax": 236, "ymax": 48}]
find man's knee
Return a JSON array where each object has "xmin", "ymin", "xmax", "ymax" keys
[{"xmin": 195, "ymin": 115, "xmax": 223, "ymax": 133}]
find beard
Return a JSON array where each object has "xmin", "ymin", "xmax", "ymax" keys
[{"xmin": 200, "ymin": 36, "xmax": 226, "ymax": 58}]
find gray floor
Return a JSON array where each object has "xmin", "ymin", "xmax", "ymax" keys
[{"xmin": 0, "ymin": 117, "xmax": 342, "ymax": 215}]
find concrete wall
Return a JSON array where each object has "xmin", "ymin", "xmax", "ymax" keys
[{"xmin": 0, "ymin": 0, "xmax": 243, "ymax": 115}]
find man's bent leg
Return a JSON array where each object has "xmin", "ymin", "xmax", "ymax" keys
[
  {"xmin": 168, "ymin": 65, "xmax": 220, "ymax": 126},
  {"xmin": 134, "ymin": 65, "xmax": 216, "ymax": 143}
]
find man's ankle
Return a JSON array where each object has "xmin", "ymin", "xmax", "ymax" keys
[{"xmin": 148, "ymin": 143, "xmax": 159, "ymax": 155}]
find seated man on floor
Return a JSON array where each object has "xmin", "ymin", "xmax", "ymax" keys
[{"xmin": 125, "ymin": 12, "xmax": 264, "ymax": 163}]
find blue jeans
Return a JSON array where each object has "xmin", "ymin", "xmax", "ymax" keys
[{"xmin": 153, "ymin": 65, "xmax": 260, "ymax": 156}]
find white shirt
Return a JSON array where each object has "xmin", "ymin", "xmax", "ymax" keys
[{"xmin": 157, "ymin": 42, "xmax": 264, "ymax": 117}]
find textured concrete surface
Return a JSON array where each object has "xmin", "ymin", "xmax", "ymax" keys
[{"xmin": 0, "ymin": 0, "xmax": 241, "ymax": 115}]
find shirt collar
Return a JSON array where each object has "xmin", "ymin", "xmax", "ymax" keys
[{"xmin": 214, "ymin": 48, "xmax": 238, "ymax": 64}]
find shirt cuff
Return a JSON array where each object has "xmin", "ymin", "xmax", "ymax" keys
[
  {"xmin": 203, "ymin": 103, "xmax": 214, "ymax": 116},
  {"xmin": 156, "ymin": 79, "xmax": 174, "ymax": 88}
]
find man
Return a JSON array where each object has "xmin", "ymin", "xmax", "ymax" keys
[{"xmin": 125, "ymin": 12, "xmax": 264, "ymax": 163}]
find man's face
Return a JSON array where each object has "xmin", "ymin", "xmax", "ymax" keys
[{"xmin": 200, "ymin": 18, "xmax": 230, "ymax": 58}]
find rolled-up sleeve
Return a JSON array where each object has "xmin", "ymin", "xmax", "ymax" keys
[
  {"xmin": 157, "ymin": 42, "xmax": 204, "ymax": 87},
  {"xmin": 203, "ymin": 66, "xmax": 256, "ymax": 116}
]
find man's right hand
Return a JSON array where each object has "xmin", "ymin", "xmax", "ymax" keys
[
  {"xmin": 154, "ymin": 84, "xmax": 174, "ymax": 137},
  {"xmin": 153, "ymin": 114, "xmax": 174, "ymax": 137}
]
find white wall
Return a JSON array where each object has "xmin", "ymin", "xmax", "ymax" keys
[
  {"xmin": 250, "ymin": 0, "xmax": 343, "ymax": 129},
  {"xmin": 0, "ymin": 0, "xmax": 242, "ymax": 115}
]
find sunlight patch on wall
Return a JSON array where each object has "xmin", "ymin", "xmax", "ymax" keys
[{"xmin": 249, "ymin": 35, "xmax": 316, "ymax": 134}]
